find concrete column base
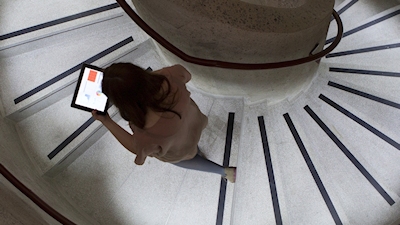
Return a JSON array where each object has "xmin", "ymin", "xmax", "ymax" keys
[{"xmin": 132, "ymin": 0, "xmax": 334, "ymax": 104}]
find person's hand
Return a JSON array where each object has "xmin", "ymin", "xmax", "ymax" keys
[{"xmin": 91, "ymin": 110, "xmax": 111, "ymax": 123}]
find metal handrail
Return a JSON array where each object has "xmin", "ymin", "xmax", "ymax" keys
[
  {"xmin": 0, "ymin": 164, "xmax": 76, "ymax": 225},
  {"xmin": 116, "ymin": 0, "xmax": 343, "ymax": 70}
]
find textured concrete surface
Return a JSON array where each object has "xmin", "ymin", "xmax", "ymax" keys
[
  {"xmin": 132, "ymin": 0, "xmax": 334, "ymax": 62},
  {"xmin": 131, "ymin": 0, "xmax": 335, "ymax": 103},
  {"xmin": 0, "ymin": 115, "xmax": 96, "ymax": 224},
  {"xmin": 0, "ymin": 177, "xmax": 55, "ymax": 225}
]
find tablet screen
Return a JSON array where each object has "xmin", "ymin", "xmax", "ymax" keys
[{"xmin": 72, "ymin": 64, "xmax": 108, "ymax": 113}]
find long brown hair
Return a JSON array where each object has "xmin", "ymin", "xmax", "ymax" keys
[{"xmin": 102, "ymin": 63, "xmax": 181, "ymax": 129}]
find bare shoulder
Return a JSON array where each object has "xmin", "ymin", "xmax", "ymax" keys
[
  {"xmin": 168, "ymin": 64, "xmax": 192, "ymax": 83},
  {"xmin": 153, "ymin": 65, "xmax": 191, "ymax": 83},
  {"xmin": 144, "ymin": 110, "xmax": 163, "ymax": 129}
]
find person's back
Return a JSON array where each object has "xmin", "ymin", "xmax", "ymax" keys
[
  {"xmin": 92, "ymin": 63, "xmax": 236, "ymax": 183},
  {"xmin": 129, "ymin": 65, "xmax": 208, "ymax": 164}
]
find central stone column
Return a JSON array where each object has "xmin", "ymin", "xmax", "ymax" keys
[{"xmin": 131, "ymin": 0, "xmax": 334, "ymax": 104}]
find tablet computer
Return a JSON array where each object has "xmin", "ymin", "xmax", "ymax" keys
[{"xmin": 71, "ymin": 64, "xmax": 109, "ymax": 114}]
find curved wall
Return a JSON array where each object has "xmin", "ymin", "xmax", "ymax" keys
[
  {"xmin": 131, "ymin": 0, "xmax": 334, "ymax": 103},
  {"xmin": 0, "ymin": 116, "xmax": 94, "ymax": 225}
]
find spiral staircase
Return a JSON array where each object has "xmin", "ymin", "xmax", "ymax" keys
[{"xmin": 0, "ymin": 0, "xmax": 400, "ymax": 224}]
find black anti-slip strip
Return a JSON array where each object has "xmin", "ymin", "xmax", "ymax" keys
[
  {"xmin": 0, "ymin": 3, "xmax": 120, "ymax": 41},
  {"xmin": 47, "ymin": 103, "xmax": 114, "ymax": 159},
  {"xmin": 319, "ymin": 94, "xmax": 400, "ymax": 150},
  {"xmin": 326, "ymin": 43, "xmax": 400, "ymax": 58},
  {"xmin": 328, "ymin": 81, "xmax": 400, "ymax": 109},
  {"xmin": 48, "ymin": 117, "xmax": 95, "ymax": 159},
  {"xmin": 283, "ymin": 113, "xmax": 343, "ymax": 225},
  {"xmin": 222, "ymin": 113, "xmax": 235, "ymax": 167},
  {"xmin": 326, "ymin": 9, "xmax": 400, "ymax": 44},
  {"xmin": 329, "ymin": 67, "xmax": 400, "ymax": 77},
  {"xmin": 14, "ymin": 37, "xmax": 133, "ymax": 104},
  {"xmin": 258, "ymin": 116, "xmax": 283, "ymax": 225},
  {"xmin": 330, "ymin": 0, "xmax": 358, "ymax": 22},
  {"xmin": 337, "ymin": 0, "xmax": 358, "ymax": 15},
  {"xmin": 216, "ymin": 112, "xmax": 235, "ymax": 225},
  {"xmin": 304, "ymin": 105, "xmax": 395, "ymax": 206}
]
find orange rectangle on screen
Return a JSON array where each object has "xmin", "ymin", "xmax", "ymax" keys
[{"xmin": 88, "ymin": 70, "xmax": 97, "ymax": 82}]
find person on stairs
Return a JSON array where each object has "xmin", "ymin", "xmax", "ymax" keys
[{"xmin": 91, "ymin": 63, "xmax": 236, "ymax": 183}]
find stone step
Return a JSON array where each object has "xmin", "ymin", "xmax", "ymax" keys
[
  {"xmin": 313, "ymin": 71, "xmax": 400, "ymax": 197},
  {"xmin": 322, "ymin": 38, "xmax": 400, "ymax": 72},
  {"xmin": 300, "ymin": 77, "xmax": 400, "ymax": 224},
  {"xmin": 295, "ymin": 101, "xmax": 399, "ymax": 224},
  {"xmin": 232, "ymin": 64, "xmax": 400, "ymax": 224},
  {"xmin": 50, "ymin": 89, "xmax": 244, "ymax": 225},
  {"xmin": 232, "ymin": 97, "xmax": 348, "ymax": 225},
  {"xmin": 326, "ymin": 0, "xmax": 400, "ymax": 45},
  {"xmin": 0, "ymin": 1, "xmax": 128, "ymax": 57},
  {"xmin": 327, "ymin": 5, "xmax": 400, "ymax": 53},
  {"xmin": 0, "ymin": 14, "xmax": 151, "ymax": 121},
  {"xmin": 14, "ymin": 44, "xmax": 166, "ymax": 177},
  {"xmin": 3, "ymin": 0, "xmax": 400, "ymax": 224},
  {"xmin": 320, "ymin": 62, "xmax": 400, "ymax": 104}
]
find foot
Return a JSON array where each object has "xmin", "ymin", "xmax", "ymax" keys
[{"xmin": 223, "ymin": 167, "xmax": 236, "ymax": 183}]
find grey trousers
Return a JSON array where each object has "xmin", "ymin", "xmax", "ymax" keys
[{"xmin": 172, "ymin": 149, "xmax": 225, "ymax": 175}]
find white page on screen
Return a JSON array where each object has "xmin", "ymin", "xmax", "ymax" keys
[{"xmin": 75, "ymin": 67, "xmax": 107, "ymax": 111}]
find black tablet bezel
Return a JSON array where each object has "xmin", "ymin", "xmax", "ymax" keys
[{"xmin": 71, "ymin": 63, "xmax": 109, "ymax": 115}]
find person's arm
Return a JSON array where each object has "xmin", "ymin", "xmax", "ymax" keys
[
  {"xmin": 91, "ymin": 111, "xmax": 135, "ymax": 154},
  {"xmin": 170, "ymin": 64, "xmax": 191, "ymax": 83}
]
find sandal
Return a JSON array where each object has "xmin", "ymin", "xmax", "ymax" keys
[{"xmin": 223, "ymin": 167, "xmax": 236, "ymax": 183}]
